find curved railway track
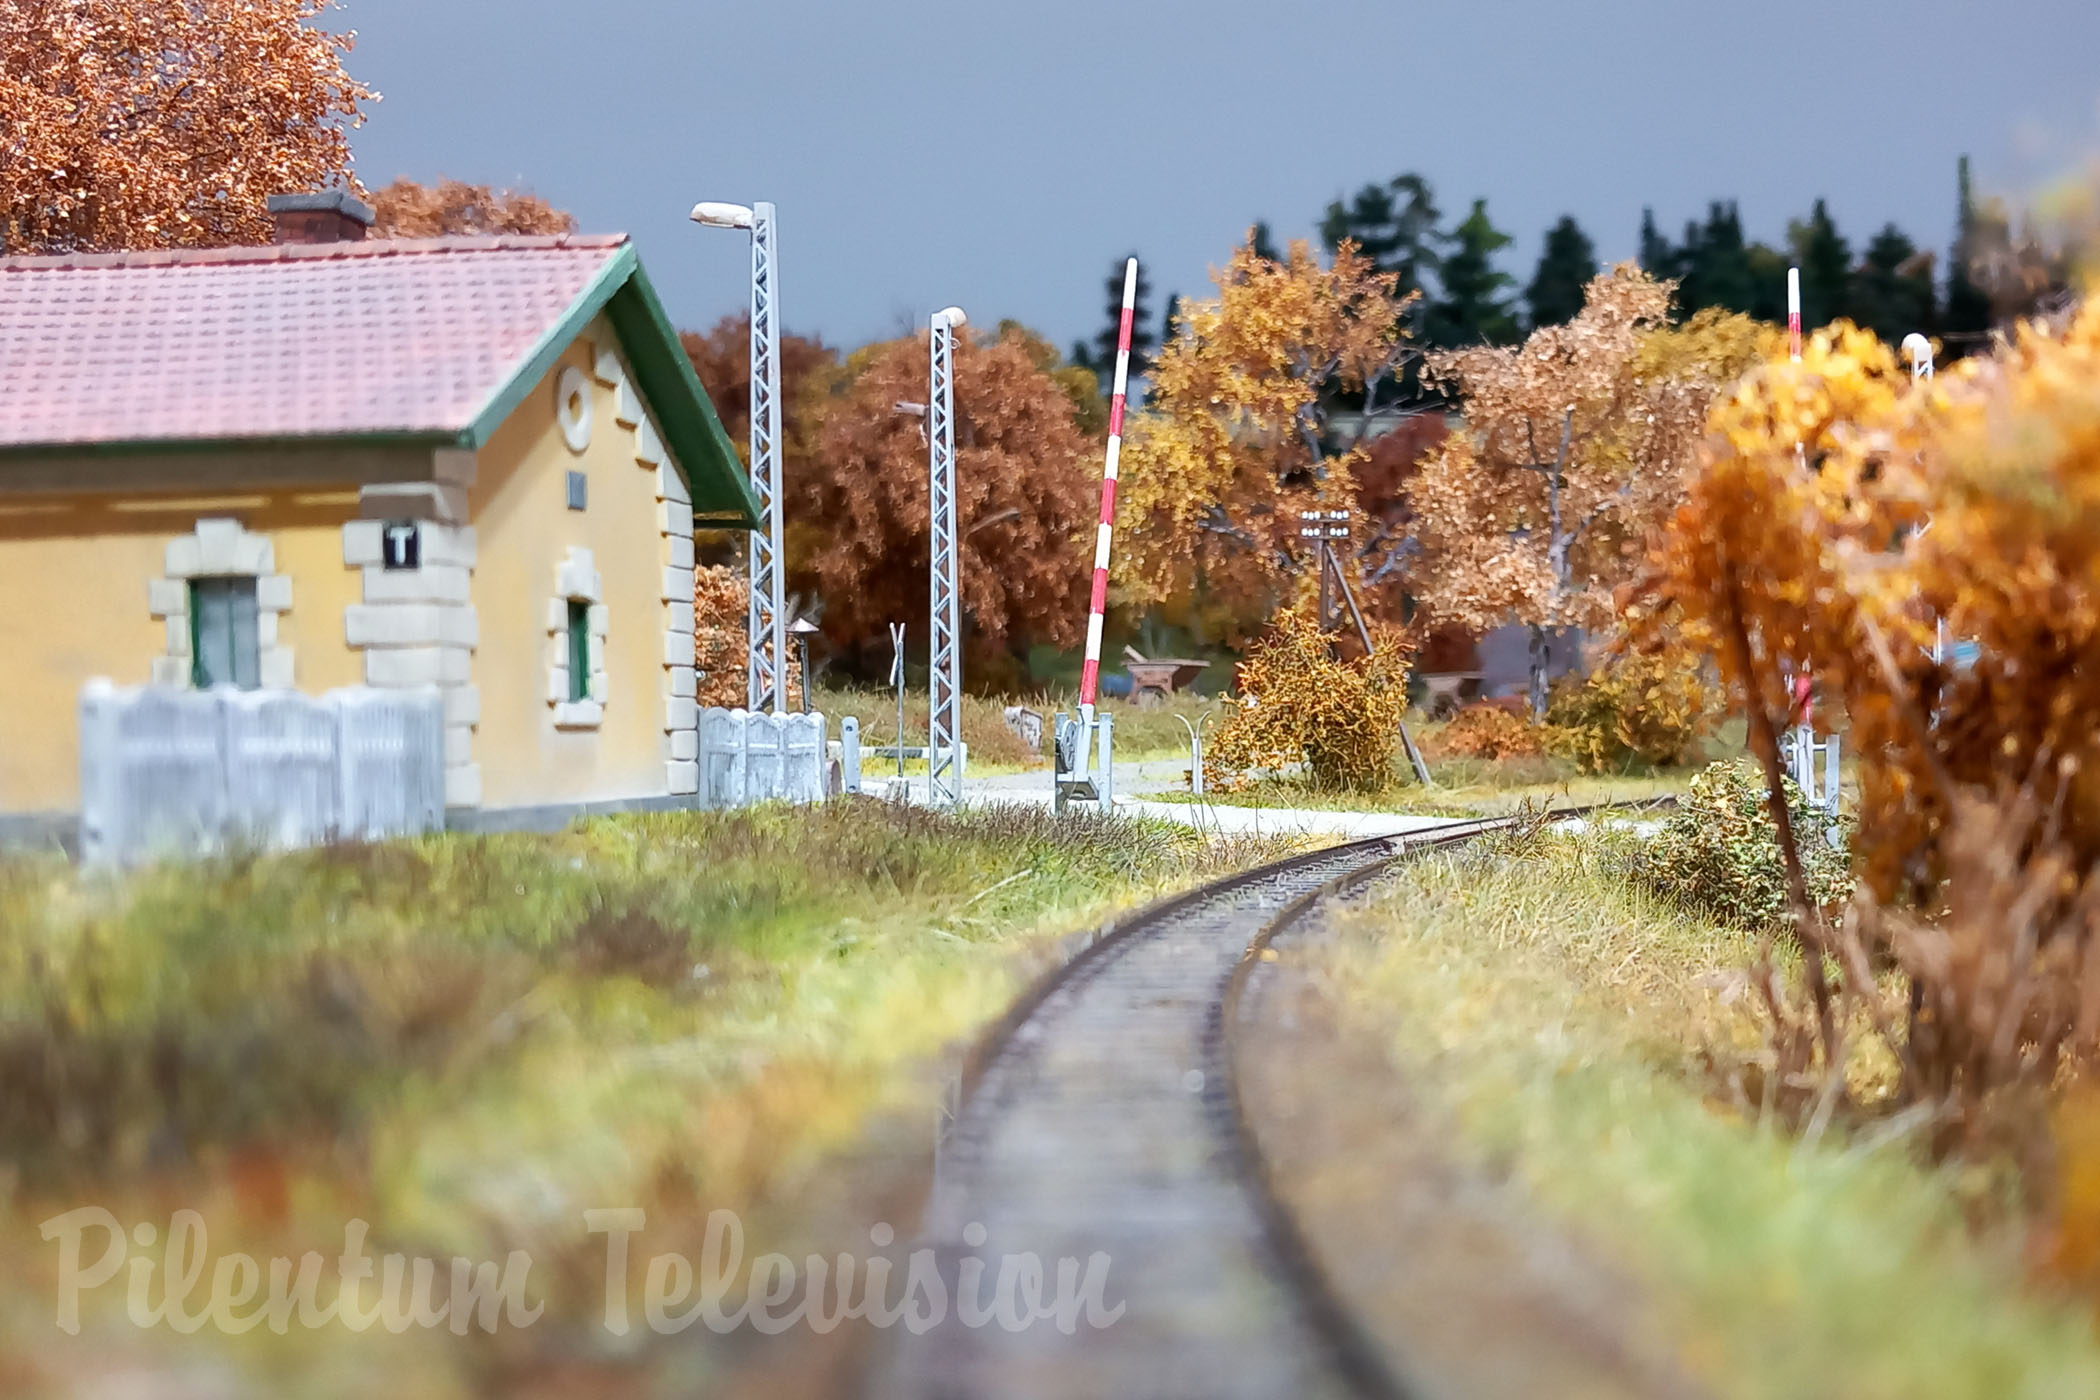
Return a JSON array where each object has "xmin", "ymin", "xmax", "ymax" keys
[{"xmin": 865, "ymin": 813, "xmax": 1532, "ymax": 1400}]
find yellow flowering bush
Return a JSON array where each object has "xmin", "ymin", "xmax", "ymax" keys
[{"xmin": 1205, "ymin": 608, "xmax": 1413, "ymax": 792}]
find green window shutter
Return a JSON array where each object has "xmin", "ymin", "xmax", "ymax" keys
[
  {"xmin": 189, "ymin": 578, "xmax": 261, "ymax": 690},
  {"xmin": 567, "ymin": 600, "xmax": 590, "ymax": 702}
]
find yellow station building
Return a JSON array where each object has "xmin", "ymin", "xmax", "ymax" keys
[{"xmin": 0, "ymin": 193, "xmax": 757, "ymax": 844}]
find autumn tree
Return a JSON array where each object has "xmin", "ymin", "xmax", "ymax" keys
[
  {"xmin": 1639, "ymin": 306, "xmax": 2100, "ymax": 1129},
  {"xmin": 367, "ymin": 177, "xmax": 575, "ymax": 238},
  {"xmin": 1, "ymin": 0, "xmax": 371, "ymax": 253},
  {"xmin": 680, "ymin": 314, "xmax": 840, "ymax": 577},
  {"xmin": 1411, "ymin": 265, "xmax": 1766, "ymax": 716},
  {"xmin": 1116, "ymin": 235, "xmax": 1412, "ymax": 641},
  {"xmin": 1000, "ymin": 320, "xmax": 1109, "ymax": 438},
  {"xmin": 801, "ymin": 325, "xmax": 1099, "ymax": 679},
  {"xmin": 681, "ymin": 316, "xmax": 839, "ymax": 459}
]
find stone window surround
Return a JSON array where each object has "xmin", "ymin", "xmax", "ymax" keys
[
  {"xmin": 548, "ymin": 546, "xmax": 609, "ymax": 729},
  {"xmin": 342, "ymin": 494, "xmax": 482, "ymax": 811},
  {"xmin": 147, "ymin": 518, "xmax": 294, "ymax": 689},
  {"xmin": 584, "ymin": 323, "xmax": 699, "ymax": 796},
  {"xmin": 556, "ymin": 365, "xmax": 594, "ymax": 454}
]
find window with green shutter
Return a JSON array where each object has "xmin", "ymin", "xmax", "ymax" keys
[
  {"xmin": 567, "ymin": 600, "xmax": 590, "ymax": 702},
  {"xmin": 189, "ymin": 577, "xmax": 261, "ymax": 690}
]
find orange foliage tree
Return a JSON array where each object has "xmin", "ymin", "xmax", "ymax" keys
[
  {"xmin": 1117, "ymin": 236, "xmax": 1413, "ymax": 643},
  {"xmin": 802, "ymin": 326, "xmax": 1099, "ymax": 679},
  {"xmin": 681, "ymin": 314, "xmax": 840, "ymax": 598},
  {"xmin": 1, "ymin": 0, "xmax": 371, "ymax": 253},
  {"xmin": 1643, "ymin": 303, "xmax": 2100, "ymax": 1131},
  {"xmin": 682, "ymin": 314, "xmax": 839, "ymax": 471},
  {"xmin": 367, "ymin": 178, "xmax": 575, "ymax": 238},
  {"xmin": 1411, "ymin": 267, "xmax": 1765, "ymax": 715}
]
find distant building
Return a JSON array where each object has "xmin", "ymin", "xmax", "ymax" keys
[{"xmin": 0, "ymin": 192, "xmax": 756, "ymax": 843}]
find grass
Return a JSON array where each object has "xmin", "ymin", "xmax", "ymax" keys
[
  {"xmin": 1311, "ymin": 834, "xmax": 2100, "ymax": 1399},
  {"xmin": 1152, "ymin": 709, "xmax": 1749, "ymax": 814},
  {"xmin": 0, "ymin": 802, "xmax": 1298, "ymax": 1395},
  {"xmin": 815, "ymin": 685, "xmax": 1223, "ymax": 769},
  {"xmin": 1154, "ymin": 766, "xmax": 1691, "ymax": 816}
]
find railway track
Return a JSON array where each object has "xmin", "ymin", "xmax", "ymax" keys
[{"xmin": 865, "ymin": 813, "xmax": 1527, "ymax": 1400}]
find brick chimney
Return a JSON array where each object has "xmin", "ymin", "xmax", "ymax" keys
[{"xmin": 266, "ymin": 191, "xmax": 374, "ymax": 244}]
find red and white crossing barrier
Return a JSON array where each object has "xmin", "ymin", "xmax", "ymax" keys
[
  {"xmin": 1787, "ymin": 265, "xmax": 1802, "ymax": 363},
  {"xmin": 1079, "ymin": 258, "xmax": 1139, "ymax": 716}
]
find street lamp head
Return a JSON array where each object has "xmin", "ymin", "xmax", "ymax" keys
[
  {"xmin": 933, "ymin": 306, "xmax": 967, "ymax": 329},
  {"xmin": 788, "ymin": 617, "xmax": 822, "ymax": 638},
  {"xmin": 1901, "ymin": 332, "xmax": 1932, "ymax": 363},
  {"xmin": 689, "ymin": 201, "xmax": 755, "ymax": 230}
]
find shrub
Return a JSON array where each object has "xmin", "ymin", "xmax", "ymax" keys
[
  {"xmin": 694, "ymin": 564, "xmax": 750, "ymax": 709},
  {"xmin": 1205, "ymin": 609, "xmax": 1412, "ymax": 792},
  {"xmin": 1430, "ymin": 702, "xmax": 1544, "ymax": 761},
  {"xmin": 1628, "ymin": 758, "xmax": 1852, "ymax": 932},
  {"xmin": 1542, "ymin": 649, "xmax": 1719, "ymax": 772}
]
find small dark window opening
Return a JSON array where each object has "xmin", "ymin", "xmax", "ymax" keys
[
  {"xmin": 190, "ymin": 577, "xmax": 261, "ymax": 690},
  {"xmin": 567, "ymin": 600, "xmax": 591, "ymax": 702}
]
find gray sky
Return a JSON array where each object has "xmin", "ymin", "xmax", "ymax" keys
[{"xmin": 345, "ymin": 0, "xmax": 2100, "ymax": 353}]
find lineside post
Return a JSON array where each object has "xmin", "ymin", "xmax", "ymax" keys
[
  {"xmin": 1079, "ymin": 259, "xmax": 1139, "ymax": 726},
  {"xmin": 928, "ymin": 308, "xmax": 965, "ymax": 810}
]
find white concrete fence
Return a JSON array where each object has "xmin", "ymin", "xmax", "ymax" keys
[
  {"xmin": 78, "ymin": 682, "xmax": 444, "ymax": 866},
  {"xmin": 698, "ymin": 708, "xmax": 829, "ymax": 808}
]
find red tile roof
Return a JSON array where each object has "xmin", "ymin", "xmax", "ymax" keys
[{"xmin": 0, "ymin": 235, "xmax": 633, "ymax": 450}]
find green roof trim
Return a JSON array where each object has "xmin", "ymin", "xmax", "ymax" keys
[
  {"xmin": 604, "ymin": 261, "xmax": 758, "ymax": 527},
  {"xmin": 461, "ymin": 244, "xmax": 758, "ymax": 528}
]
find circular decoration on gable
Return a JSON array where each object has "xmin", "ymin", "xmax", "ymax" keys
[{"xmin": 556, "ymin": 366, "xmax": 593, "ymax": 454}]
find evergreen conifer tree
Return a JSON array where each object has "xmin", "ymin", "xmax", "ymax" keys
[
  {"xmin": 1683, "ymin": 201, "xmax": 1753, "ymax": 315},
  {"xmin": 1084, "ymin": 254, "xmax": 1156, "ymax": 384},
  {"xmin": 1942, "ymin": 155, "xmax": 1993, "ymax": 347},
  {"xmin": 1638, "ymin": 206, "xmax": 1677, "ymax": 279},
  {"xmin": 1524, "ymin": 215, "xmax": 1597, "ymax": 329},
  {"xmin": 1318, "ymin": 173, "xmax": 1444, "ymax": 301},
  {"xmin": 1745, "ymin": 242, "xmax": 1789, "ymax": 322},
  {"xmin": 1424, "ymin": 199, "xmax": 1519, "ymax": 347},
  {"xmin": 1788, "ymin": 199, "xmax": 1852, "ymax": 328},
  {"xmin": 1249, "ymin": 220, "xmax": 1282, "ymax": 264},
  {"xmin": 1849, "ymin": 223, "xmax": 1936, "ymax": 345}
]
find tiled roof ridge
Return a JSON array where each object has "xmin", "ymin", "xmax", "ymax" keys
[{"xmin": 0, "ymin": 232, "xmax": 630, "ymax": 273}]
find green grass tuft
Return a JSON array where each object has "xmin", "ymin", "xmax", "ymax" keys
[{"xmin": 1319, "ymin": 836, "xmax": 2100, "ymax": 1399}]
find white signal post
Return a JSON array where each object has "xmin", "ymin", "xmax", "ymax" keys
[
  {"xmin": 1782, "ymin": 264, "xmax": 1838, "ymax": 825},
  {"xmin": 1079, "ymin": 258, "xmax": 1139, "ymax": 727}
]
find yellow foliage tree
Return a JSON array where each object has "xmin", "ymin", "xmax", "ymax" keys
[{"xmin": 1117, "ymin": 235, "xmax": 1412, "ymax": 642}]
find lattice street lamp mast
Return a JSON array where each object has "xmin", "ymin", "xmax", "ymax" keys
[
  {"xmin": 928, "ymin": 306, "xmax": 967, "ymax": 810},
  {"xmin": 690, "ymin": 200, "xmax": 787, "ymax": 714}
]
